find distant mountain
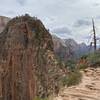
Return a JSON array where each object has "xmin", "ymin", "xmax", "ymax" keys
[
  {"xmin": 52, "ymin": 35, "xmax": 90, "ymax": 61},
  {"xmin": 0, "ymin": 16, "xmax": 10, "ymax": 32},
  {"xmin": 52, "ymin": 35, "xmax": 69, "ymax": 61}
]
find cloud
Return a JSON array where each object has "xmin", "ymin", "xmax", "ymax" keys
[
  {"xmin": 54, "ymin": 33, "xmax": 73, "ymax": 39},
  {"xmin": 0, "ymin": 0, "xmax": 100, "ymax": 44},
  {"xmin": 51, "ymin": 27, "xmax": 72, "ymax": 39},
  {"xmin": 96, "ymin": 15, "xmax": 100, "ymax": 20},
  {"xmin": 74, "ymin": 19, "xmax": 91, "ymax": 27},
  {"xmin": 16, "ymin": 0, "xmax": 26, "ymax": 5},
  {"xmin": 52, "ymin": 27, "xmax": 72, "ymax": 34},
  {"xmin": 93, "ymin": 3, "xmax": 100, "ymax": 7}
]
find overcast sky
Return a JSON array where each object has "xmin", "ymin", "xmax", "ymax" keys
[{"xmin": 0, "ymin": 0, "xmax": 100, "ymax": 44}]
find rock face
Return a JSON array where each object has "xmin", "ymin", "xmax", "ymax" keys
[
  {"xmin": 0, "ymin": 16, "xmax": 10, "ymax": 32},
  {"xmin": 52, "ymin": 35, "xmax": 68, "ymax": 60},
  {"xmin": 52, "ymin": 35, "xmax": 90, "ymax": 61},
  {"xmin": 0, "ymin": 15, "xmax": 64, "ymax": 100}
]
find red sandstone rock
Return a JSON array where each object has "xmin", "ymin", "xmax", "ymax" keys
[{"xmin": 0, "ymin": 15, "xmax": 65, "ymax": 100}]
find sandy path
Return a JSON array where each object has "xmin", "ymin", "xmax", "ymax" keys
[{"xmin": 53, "ymin": 67, "xmax": 100, "ymax": 100}]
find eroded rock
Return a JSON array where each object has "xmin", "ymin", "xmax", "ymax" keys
[{"xmin": 0, "ymin": 15, "xmax": 65, "ymax": 100}]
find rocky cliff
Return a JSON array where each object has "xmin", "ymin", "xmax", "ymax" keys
[
  {"xmin": 0, "ymin": 15, "xmax": 65, "ymax": 100},
  {"xmin": 52, "ymin": 35, "xmax": 68, "ymax": 61},
  {"xmin": 0, "ymin": 16, "xmax": 10, "ymax": 32},
  {"xmin": 52, "ymin": 35, "xmax": 90, "ymax": 61}
]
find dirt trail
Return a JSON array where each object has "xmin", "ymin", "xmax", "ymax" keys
[{"xmin": 53, "ymin": 67, "xmax": 100, "ymax": 100}]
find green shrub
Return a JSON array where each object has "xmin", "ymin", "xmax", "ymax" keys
[
  {"xmin": 65, "ymin": 60, "xmax": 76, "ymax": 71},
  {"xmin": 78, "ymin": 63, "xmax": 88, "ymax": 70},
  {"xmin": 87, "ymin": 51, "xmax": 100, "ymax": 67},
  {"xmin": 62, "ymin": 70, "xmax": 82, "ymax": 87},
  {"xmin": 80, "ymin": 55, "xmax": 88, "ymax": 59}
]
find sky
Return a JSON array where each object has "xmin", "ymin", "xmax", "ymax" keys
[{"xmin": 0, "ymin": 0, "xmax": 100, "ymax": 44}]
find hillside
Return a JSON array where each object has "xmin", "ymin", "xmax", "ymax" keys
[
  {"xmin": 52, "ymin": 35, "xmax": 90, "ymax": 61},
  {"xmin": 0, "ymin": 15, "xmax": 99, "ymax": 100},
  {"xmin": 52, "ymin": 51, "xmax": 100, "ymax": 100},
  {"xmin": 53, "ymin": 67, "xmax": 100, "ymax": 100},
  {"xmin": 0, "ymin": 15, "xmax": 65, "ymax": 100}
]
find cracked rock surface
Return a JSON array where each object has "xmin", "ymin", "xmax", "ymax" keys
[{"xmin": 0, "ymin": 15, "xmax": 65, "ymax": 100}]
